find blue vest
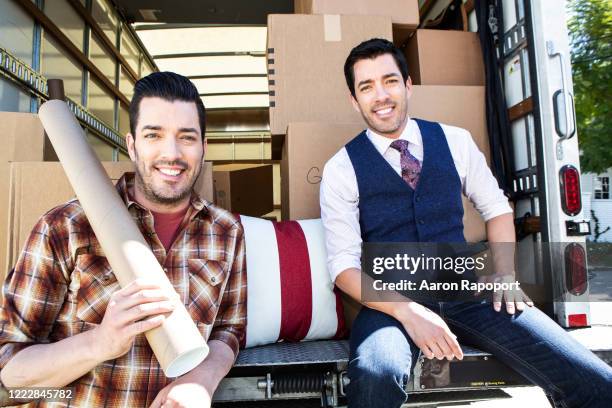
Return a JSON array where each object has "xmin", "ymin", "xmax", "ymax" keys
[{"xmin": 345, "ymin": 119, "xmax": 465, "ymax": 243}]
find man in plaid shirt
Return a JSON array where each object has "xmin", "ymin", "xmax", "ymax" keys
[{"xmin": 0, "ymin": 72, "xmax": 246, "ymax": 407}]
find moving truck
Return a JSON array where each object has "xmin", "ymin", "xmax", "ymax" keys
[{"xmin": 0, "ymin": 0, "xmax": 610, "ymax": 406}]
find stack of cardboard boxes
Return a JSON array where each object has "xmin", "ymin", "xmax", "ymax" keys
[
  {"xmin": 0, "ymin": 113, "xmax": 214, "ymax": 285},
  {"xmin": 273, "ymin": 0, "xmax": 492, "ymax": 243}
]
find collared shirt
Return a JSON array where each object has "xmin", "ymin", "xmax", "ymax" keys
[
  {"xmin": 320, "ymin": 119, "xmax": 513, "ymax": 282},
  {"xmin": 0, "ymin": 173, "xmax": 246, "ymax": 407}
]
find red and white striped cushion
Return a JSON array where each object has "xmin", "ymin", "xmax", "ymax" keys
[{"xmin": 238, "ymin": 216, "xmax": 346, "ymax": 348}]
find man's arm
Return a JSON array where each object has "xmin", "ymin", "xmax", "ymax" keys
[
  {"xmin": 0, "ymin": 214, "xmax": 76, "ymax": 387},
  {"xmin": 2, "ymin": 326, "xmax": 103, "ymax": 388},
  {"xmin": 191, "ymin": 340, "xmax": 235, "ymax": 393},
  {"xmin": 458, "ymin": 128, "xmax": 532, "ymax": 313},
  {"xmin": 0, "ymin": 208, "xmax": 178, "ymax": 388},
  {"xmin": 320, "ymin": 154, "xmax": 462, "ymax": 361},
  {"xmin": 1, "ymin": 279, "xmax": 176, "ymax": 388},
  {"xmin": 335, "ymin": 268, "xmax": 462, "ymax": 361},
  {"xmin": 150, "ymin": 340, "xmax": 234, "ymax": 408}
]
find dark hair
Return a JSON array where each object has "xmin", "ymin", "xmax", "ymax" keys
[
  {"xmin": 129, "ymin": 71, "xmax": 206, "ymax": 138},
  {"xmin": 344, "ymin": 38, "xmax": 409, "ymax": 97}
]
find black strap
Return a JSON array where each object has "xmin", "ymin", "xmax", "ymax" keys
[{"xmin": 476, "ymin": 0, "xmax": 516, "ymax": 198}]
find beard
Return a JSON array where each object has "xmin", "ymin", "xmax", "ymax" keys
[
  {"xmin": 359, "ymin": 97, "xmax": 409, "ymax": 137},
  {"xmin": 133, "ymin": 150, "xmax": 202, "ymax": 205}
]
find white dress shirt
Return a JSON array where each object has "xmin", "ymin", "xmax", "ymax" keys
[{"xmin": 320, "ymin": 119, "xmax": 513, "ymax": 283}]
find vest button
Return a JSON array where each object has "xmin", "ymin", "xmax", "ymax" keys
[
  {"xmin": 415, "ymin": 196, "xmax": 421, "ymax": 202},
  {"xmin": 419, "ymin": 220, "xmax": 425, "ymax": 225}
]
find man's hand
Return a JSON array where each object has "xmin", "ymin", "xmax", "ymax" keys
[
  {"xmin": 91, "ymin": 279, "xmax": 178, "ymax": 361},
  {"xmin": 335, "ymin": 268, "xmax": 462, "ymax": 361},
  {"xmin": 149, "ymin": 376, "xmax": 212, "ymax": 408},
  {"xmin": 484, "ymin": 213, "xmax": 533, "ymax": 314},
  {"xmin": 395, "ymin": 302, "xmax": 463, "ymax": 361},
  {"xmin": 476, "ymin": 274, "xmax": 534, "ymax": 314}
]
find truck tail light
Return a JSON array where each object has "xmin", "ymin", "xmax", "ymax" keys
[
  {"xmin": 565, "ymin": 243, "xmax": 587, "ymax": 296},
  {"xmin": 568, "ymin": 313, "xmax": 588, "ymax": 327},
  {"xmin": 560, "ymin": 165, "xmax": 582, "ymax": 216}
]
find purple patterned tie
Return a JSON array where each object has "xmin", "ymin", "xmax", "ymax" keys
[{"xmin": 390, "ymin": 139, "xmax": 421, "ymax": 189}]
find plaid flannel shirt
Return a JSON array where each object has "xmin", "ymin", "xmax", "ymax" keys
[{"xmin": 0, "ymin": 173, "xmax": 246, "ymax": 407}]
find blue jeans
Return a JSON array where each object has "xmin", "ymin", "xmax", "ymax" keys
[{"xmin": 347, "ymin": 302, "xmax": 612, "ymax": 408}]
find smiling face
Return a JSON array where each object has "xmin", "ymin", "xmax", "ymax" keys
[
  {"xmin": 350, "ymin": 53, "xmax": 412, "ymax": 139},
  {"xmin": 126, "ymin": 97, "xmax": 205, "ymax": 212}
]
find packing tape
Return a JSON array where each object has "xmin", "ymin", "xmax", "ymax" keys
[{"xmin": 323, "ymin": 15, "xmax": 341, "ymax": 42}]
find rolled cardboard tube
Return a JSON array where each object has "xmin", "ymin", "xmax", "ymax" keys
[{"xmin": 38, "ymin": 98, "xmax": 209, "ymax": 377}]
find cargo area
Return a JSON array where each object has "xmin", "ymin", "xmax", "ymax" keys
[
  {"xmin": 1, "ymin": 0, "xmax": 611, "ymax": 407},
  {"xmin": 1, "ymin": 0, "xmax": 496, "ymax": 281}
]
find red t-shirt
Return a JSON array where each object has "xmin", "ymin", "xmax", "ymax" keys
[{"xmin": 151, "ymin": 208, "xmax": 189, "ymax": 252}]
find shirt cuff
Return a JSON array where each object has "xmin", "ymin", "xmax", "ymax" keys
[
  {"xmin": 0, "ymin": 343, "xmax": 31, "ymax": 369},
  {"xmin": 481, "ymin": 202, "xmax": 513, "ymax": 222},
  {"xmin": 209, "ymin": 330, "xmax": 240, "ymax": 360}
]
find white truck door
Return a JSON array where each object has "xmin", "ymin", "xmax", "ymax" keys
[{"xmin": 502, "ymin": 0, "xmax": 591, "ymax": 327}]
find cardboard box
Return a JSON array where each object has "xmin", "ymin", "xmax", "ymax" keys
[
  {"xmin": 410, "ymin": 86, "xmax": 490, "ymax": 165},
  {"xmin": 294, "ymin": 0, "xmax": 419, "ymax": 31},
  {"xmin": 5, "ymin": 162, "xmax": 213, "ymax": 275},
  {"xmin": 405, "ymin": 29, "xmax": 485, "ymax": 86},
  {"xmin": 282, "ymin": 86, "xmax": 493, "ymax": 241},
  {"xmin": 267, "ymin": 14, "xmax": 392, "ymax": 138},
  {"xmin": 0, "ymin": 113, "xmax": 46, "ymax": 279},
  {"xmin": 213, "ymin": 164, "xmax": 274, "ymax": 216},
  {"xmin": 281, "ymin": 123, "xmax": 364, "ymax": 221}
]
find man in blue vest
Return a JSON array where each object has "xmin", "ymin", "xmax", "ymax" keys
[{"xmin": 320, "ymin": 38, "xmax": 612, "ymax": 408}]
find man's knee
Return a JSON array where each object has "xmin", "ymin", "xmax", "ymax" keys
[
  {"xmin": 347, "ymin": 308, "xmax": 417, "ymax": 406},
  {"xmin": 347, "ymin": 347, "xmax": 412, "ymax": 407},
  {"xmin": 349, "ymin": 351, "xmax": 412, "ymax": 387}
]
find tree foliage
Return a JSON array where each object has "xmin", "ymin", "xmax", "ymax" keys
[{"xmin": 567, "ymin": 0, "xmax": 612, "ymax": 174}]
